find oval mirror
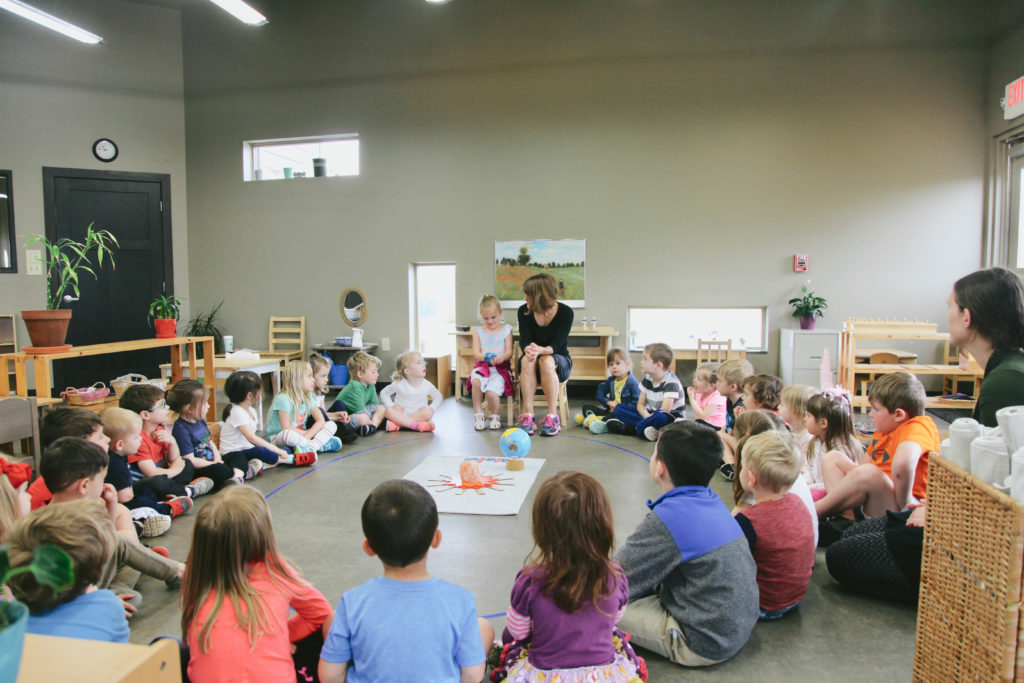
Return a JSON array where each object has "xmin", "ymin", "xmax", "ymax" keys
[{"xmin": 340, "ymin": 287, "xmax": 367, "ymax": 327}]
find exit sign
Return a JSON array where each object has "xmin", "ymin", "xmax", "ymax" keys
[{"xmin": 1005, "ymin": 75, "xmax": 1024, "ymax": 120}]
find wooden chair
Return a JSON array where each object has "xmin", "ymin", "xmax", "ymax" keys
[
  {"xmin": 0, "ymin": 396, "xmax": 42, "ymax": 471},
  {"xmin": 696, "ymin": 339, "xmax": 732, "ymax": 366},
  {"xmin": 858, "ymin": 351, "xmax": 900, "ymax": 397},
  {"xmin": 525, "ymin": 379, "xmax": 570, "ymax": 426},
  {"xmin": 259, "ymin": 316, "xmax": 306, "ymax": 366}
]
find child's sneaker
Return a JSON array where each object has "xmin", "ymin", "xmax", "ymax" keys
[
  {"xmin": 358, "ymin": 424, "xmax": 377, "ymax": 437},
  {"xmin": 488, "ymin": 415, "xmax": 502, "ymax": 430},
  {"xmin": 338, "ymin": 422, "xmax": 359, "ymax": 444},
  {"xmin": 539, "ymin": 414, "xmax": 561, "ymax": 437},
  {"xmin": 605, "ymin": 418, "xmax": 627, "ymax": 435},
  {"xmin": 588, "ymin": 419, "xmax": 608, "ymax": 434},
  {"xmin": 719, "ymin": 462, "xmax": 735, "ymax": 481},
  {"xmin": 474, "ymin": 413, "xmax": 486, "ymax": 431},
  {"xmin": 227, "ymin": 474, "xmax": 244, "ymax": 486},
  {"xmin": 163, "ymin": 496, "xmax": 193, "ymax": 518},
  {"xmin": 386, "ymin": 420, "xmax": 401, "ymax": 432},
  {"xmin": 140, "ymin": 514, "xmax": 172, "ymax": 538},
  {"xmin": 643, "ymin": 426, "xmax": 660, "ymax": 442},
  {"xmin": 319, "ymin": 436, "xmax": 343, "ymax": 452},
  {"xmin": 293, "ymin": 450, "xmax": 318, "ymax": 466},
  {"xmin": 246, "ymin": 459, "xmax": 265, "ymax": 479},
  {"xmin": 517, "ymin": 413, "xmax": 536, "ymax": 436},
  {"xmin": 186, "ymin": 477, "xmax": 214, "ymax": 498}
]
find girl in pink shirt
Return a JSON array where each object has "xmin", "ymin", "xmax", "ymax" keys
[
  {"xmin": 181, "ymin": 487, "xmax": 332, "ymax": 682},
  {"xmin": 686, "ymin": 363, "xmax": 728, "ymax": 429}
]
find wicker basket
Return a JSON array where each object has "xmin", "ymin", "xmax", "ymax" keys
[
  {"xmin": 913, "ymin": 454, "xmax": 1024, "ymax": 682},
  {"xmin": 60, "ymin": 382, "xmax": 111, "ymax": 406},
  {"xmin": 111, "ymin": 373, "xmax": 166, "ymax": 398}
]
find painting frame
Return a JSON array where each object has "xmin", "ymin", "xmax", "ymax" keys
[{"xmin": 494, "ymin": 238, "xmax": 586, "ymax": 309}]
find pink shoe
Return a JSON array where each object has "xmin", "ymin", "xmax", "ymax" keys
[
  {"xmin": 517, "ymin": 413, "xmax": 536, "ymax": 436},
  {"xmin": 386, "ymin": 420, "xmax": 400, "ymax": 432},
  {"xmin": 416, "ymin": 421, "xmax": 435, "ymax": 432}
]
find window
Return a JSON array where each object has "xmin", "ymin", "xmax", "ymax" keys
[
  {"xmin": 627, "ymin": 306, "xmax": 768, "ymax": 352},
  {"xmin": 243, "ymin": 134, "xmax": 359, "ymax": 181},
  {"xmin": 1006, "ymin": 139, "xmax": 1024, "ymax": 274},
  {"xmin": 410, "ymin": 264, "xmax": 456, "ymax": 360}
]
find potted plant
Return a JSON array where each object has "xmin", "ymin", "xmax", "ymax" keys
[
  {"xmin": 22, "ymin": 224, "xmax": 118, "ymax": 352},
  {"xmin": 183, "ymin": 301, "xmax": 225, "ymax": 356},
  {"xmin": 148, "ymin": 294, "xmax": 184, "ymax": 339},
  {"xmin": 0, "ymin": 544, "xmax": 73, "ymax": 681},
  {"xmin": 788, "ymin": 284, "xmax": 828, "ymax": 330}
]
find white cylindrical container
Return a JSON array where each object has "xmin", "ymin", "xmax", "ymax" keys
[{"xmin": 223, "ymin": 335, "xmax": 234, "ymax": 353}]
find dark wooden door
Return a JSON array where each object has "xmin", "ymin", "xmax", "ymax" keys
[{"xmin": 43, "ymin": 168, "xmax": 173, "ymax": 394}]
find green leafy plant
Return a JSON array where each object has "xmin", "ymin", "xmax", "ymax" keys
[
  {"xmin": 183, "ymin": 301, "xmax": 225, "ymax": 355},
  {"xmin": 0, "ymin": 544, "xmax": 73, "ymax": 630},
  {"xmin": 148, "ymin": 294, "xmax": 184, "ymax": 323},
  {"xmin": 25, "ymin": 224, "xmax": 118, "ymax": 310},
  {"xmin": 788, "ymin": 284, "xmax": 828, "ymax": 320}
]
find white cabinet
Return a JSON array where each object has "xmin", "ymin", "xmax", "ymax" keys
[{"xmin": 779, "ymin": 328, "xmax": 840, "ymax": 388}]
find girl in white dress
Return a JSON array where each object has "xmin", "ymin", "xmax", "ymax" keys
[
  {"xmin": 469, "ymin": 294, "xmax": 513, "ymax": 430},
  {"xmin": 380, "ymin": 351, "xmax": 443, "ymax": 432}
]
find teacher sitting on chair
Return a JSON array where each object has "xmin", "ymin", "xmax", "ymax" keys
[
  {"xmin": 947, "ymin": 266, "xmax": 1024, "ymax": 427},
  {"xmin": 517, "ymin": 273, "xmax": 573, "ymax": 437}
]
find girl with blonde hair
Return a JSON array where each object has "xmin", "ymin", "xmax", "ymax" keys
[
  {"xmin": 182, "ymin": 486, "xmax": 333, "ymax": 681},
  {"xmin": 380, "ymin": 350, "xmax": 443, "ymax": 432},
  {"xmin": 468, "ymin": 293, "xmax": 514, "ymax": 430},
  {"xmin": 266, "ymin": 360, "xmax": 341, "ymax": 466}
]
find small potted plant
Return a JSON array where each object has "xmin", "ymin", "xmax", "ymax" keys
[
  {"xmin": 788, "ymin": 283, "xmax": 828, "ymax": 330},
  {"xmin": 183, "ymin": 301, "xmax": 225, "ymax": 356},
  {"xmin": 22, "ymin": 223, "xmax": 118, "ymax": 352},
  {"xmin": 0, "ymin": 544, "xmax": 73, "ymax": 681},
  {"xmin": 148, "ymin": 294, "xmax": 184, "ymax": 339}
]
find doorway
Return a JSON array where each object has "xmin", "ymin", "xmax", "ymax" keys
[
  {"xmin": 42, "ymin": 168, "xmax": 173, "ymax": 393},
  {"xmin": 410, "ymin": 263, "xmax": 456, "ymax": 362}
]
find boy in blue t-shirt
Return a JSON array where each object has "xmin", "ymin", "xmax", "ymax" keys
[{"xmin": 319, "ymin": 480, "xmax": 491, "ymax": 683}]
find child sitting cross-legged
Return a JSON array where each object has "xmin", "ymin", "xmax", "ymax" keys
[
  {"xmin": 308, "ymin": 354, "xmax": 358, "ymax": 444},
  {"xmin": 814, "ymin": 372, "xmax": 940, "ymax": 520},
  {"xmin": 267, "ymin": 359, "xmax": 342, "ymax": 465},
  {"xmin": 119, "ymin": 384, "xmax": 216, "ymax": 500},
  {"xmin": 8, "ymin": 498, "xmax": 129, "ymax": 643},
  {"xmin": 219, "ymin": 370, "xmax": 288, "ymax": 471},
  {"xmin": 39, "ymin": 437, "xmax": 184, "ymax": 617},
  {"xmin": 492, "ymin": 471, "xmax": 647, "ymax": 682},
  {"xmin": 168, "ymin": 379, "xmax": 258, "ymax": 485},
  {"xmin": 182, "ymin": 486, "xmax": 334, "ymax": 682},
  {"xmin": 802, "ymin": 389, "xmax": 863, "ymax": 499},
  {"xmin": 319, "ymin": 479, "xmax": 492, "ymax": 682},
  {"xmin": 577, "ymin": 347, "xmax": 640, "ymax": 434},
  {"xmin": 733, "ymin": 431, "xmax": 816, "ymax": 620},
  {"xmin": 339, "ymin": 352, "xmax": 387, "ymax": 437},
  {"xmin": 380, "ymin": 350, "xmax": 443, "ymax": 433},
  {"xmin": 615, "ymin": 422, "xmax": 758, "ymax": 668},
  {"xmin": 686, "ymin": 363, "xmax": 728, "ymax": 431},
  {"xmin": 101, "ymin": 407, "xmax": 193, "ymax": 521},
  {"xmin": 606, "ymin": 343, "xmax": 685, "ymax": 441},
  {"xmin": 713, "ymin": 359, "xmax": 755, "ymax": 481}
]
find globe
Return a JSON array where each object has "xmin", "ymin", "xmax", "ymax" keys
[{"xmin": 499, "ymin": 427, "xmax": 531, "ymax": 458}]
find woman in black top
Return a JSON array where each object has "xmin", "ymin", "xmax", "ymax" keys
[
  {"xmin": 517, "ymin": 274, "xmax": 573, "ymax": 437},
  {"xmin": 826, "ymin": 267, "xmax": 1024, "ymax": 602}
]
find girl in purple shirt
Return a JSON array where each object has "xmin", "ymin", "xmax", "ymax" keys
[{"xmin": 492, "ymin": 472, "xmax": 647, "ymax": 682}]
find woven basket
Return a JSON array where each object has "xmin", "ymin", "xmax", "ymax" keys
[
  {"xmin": 111, "ymin": 373, "xmax": 166, "ymax": 398},
  {"xmin": 61, "ymin": 382, "xmax": 111, "ymax": 406},
  {"xmin": 913, "ymin": 454, "xmax": 1024, "ymax": 682}
]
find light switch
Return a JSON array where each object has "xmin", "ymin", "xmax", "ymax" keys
[{"xmin": 26, "ymin": 249, "xmax": 42, "ymax": 275}]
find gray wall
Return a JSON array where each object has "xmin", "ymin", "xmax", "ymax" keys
[
  {"xmin": 0, "ymin": 0, "xmax": 189, "ymax": 346},
  {"xmin": 182, "ymin": 3, "xmax": 988, "ymax": 375}
]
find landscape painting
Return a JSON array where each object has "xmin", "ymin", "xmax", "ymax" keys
[{"xmin": 495, "ymin": 239, "xmax": 586, "ymax": 309}]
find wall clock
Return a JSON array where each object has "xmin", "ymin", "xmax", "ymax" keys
[{"xmin": 92, "ymin": 138, "xmax": 118, "ymax": 162}]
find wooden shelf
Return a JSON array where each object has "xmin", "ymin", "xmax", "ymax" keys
[{"xmin": 18, "ymin": 634, "xmax": 180, "ymax": 682}]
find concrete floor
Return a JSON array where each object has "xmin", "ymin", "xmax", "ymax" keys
[{"xmin": 127, "ymin": 396, "xmax": 919, "ymax": 681}]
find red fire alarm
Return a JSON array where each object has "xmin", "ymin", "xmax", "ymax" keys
[{"xmin": 793, "ymin": 254, "xmax": 808, "ymax": 272}]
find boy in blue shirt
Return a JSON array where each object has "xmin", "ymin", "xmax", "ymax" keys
[
  {"xmin": 577, "ymin": 346, "xmax": 642, "ymax": 434},
  {"xmin": 616, "ymin": 422, "xmax": 758, "ymax": 667},
  {"xmin": 319, "ymin": 479, "xmax": 492, "ymax": 683}
]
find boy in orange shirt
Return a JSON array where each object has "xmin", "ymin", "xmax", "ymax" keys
[{"xmin": 814, "ymin": 372, "xmax": 940, "ymax": 519}]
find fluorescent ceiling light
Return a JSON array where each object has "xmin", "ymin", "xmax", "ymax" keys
[
  {"xmin": 208, "ymin": 0, "xmax": 268, "ymax": 26},
  {"xmin": 0, "ymin": 0, "xmax": 103, "ymax": 44}
]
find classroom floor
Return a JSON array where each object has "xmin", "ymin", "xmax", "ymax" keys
[{"xmin": 127, "ymin": 396, "xmax": 919, "ymax": 681}]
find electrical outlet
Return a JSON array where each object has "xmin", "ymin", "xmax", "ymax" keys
[
  {"xmin": 381, "ymin": 337, "xmax": 390, "ymax": 351},
  {"xmin": 26, "ymin": 249, "xmax": 42, "ymax": 275}
]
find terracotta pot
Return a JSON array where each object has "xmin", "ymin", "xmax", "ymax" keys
[
  {"xmin": 153, "ymin": 318, "xmax": 178, "ymax": 338},
  {"xmin": 799, "ymin": 315, "xmax": 817, "ymax": 330},
  {"xmin": 21, "ymin": 309, "xmax": 72, "ymax": 352}
]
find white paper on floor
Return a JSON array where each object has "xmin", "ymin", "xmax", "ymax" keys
[{"xmin": 405, "ymin": 455, "xmax": 545, "ymax": 516}]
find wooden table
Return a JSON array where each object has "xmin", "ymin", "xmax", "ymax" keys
[
  {"xmin": 2, "ymin": 337, "xmax": 217, "ymax": 421},
  {"xmin": 158, "ymin": 355, "xmax": 280, "ymax": 430},
  {"xmin": 17, "ymin": 633, "xmax": 181, "ymax": 682}
]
